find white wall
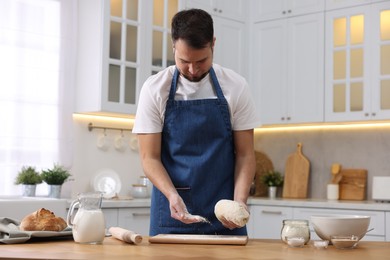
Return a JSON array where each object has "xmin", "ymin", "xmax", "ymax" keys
[
  {"xmin": 67, "ymin": 114, "xmax": 390, "ymax": 201},
  {"xmin": 66, "ymin": 115, "xmax": 143, "ymax": 199},
  {"xmin": 254, "ymin": 125, "xmax": 390, "ymax": 200}
]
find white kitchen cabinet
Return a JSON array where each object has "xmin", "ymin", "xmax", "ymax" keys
[
  {"xmin": 184, "ymin": 0, "xmax": 246, "ymax": 22},
  {"xmin": 102, "ymin": 207, "xmax": 150, "ymax": 235},
  {"xmin": 213, "ymin": 16, "xmax": 246, "ymax": 76},
  {"xmin": 76, "ymin": 0, "xmax": 136, "ymax": 115},
  {"xmin": 102, "ymin": 208, "xmax": 118, "ymax": 229},
  {"xmin": 183, "ymin": 1, "xmax": 247, "ymax": 76},
  {"xmin": 386, "ymin": 212, "xmax": 390, "ymax": 241},
  {"xmin": 325, "ymin": 2, "xmax": 390, "ymax": 122},
  {"xmin": 117, "ymin": 208, "xmax": 150, "ymax": 235},
  {"xmin": 248, "ymin": 205, "xmax": 293, "ymax": 239},
  {"xmin": 250, "ymin": 0, "xmax": 324, "ymax": 22},
  {"xmin": 252, "ymin": 13, "xmax": 324, "ymax": 125},
  {"xmin": 324, "ymin": 0, "xmax": 388, "ymax": 11},
  {"xmin": 75, "ymin": 0, "xmax": 179, "ymax": 116},
  {"xmin": 293, "ymin": 207, "xmax": 385, "ymax": 241}
]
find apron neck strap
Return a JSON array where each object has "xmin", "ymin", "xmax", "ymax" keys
[{"xmin": 169, "ymin": 67, "xmax": 225, "ymax": 101}]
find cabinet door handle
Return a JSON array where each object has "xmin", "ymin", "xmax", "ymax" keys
[
  {"xmin": 287, "ymin": 10, "xmax": 291, "ymax": 13},
  {"xmin": 365, "ymin": 112, "xmax": 369, "ymax": 116},
  {"xmin": 261, "ymin": 210, "xmax": 282, "ymax": 215},
  {"xmin": 132, "ymin": 212, "xmax": 150, "ymax": 217},
  {"xmin": 372, "ymin": 112, "xmax": 376, "ymax": 117},
  {"xmin": 282, "ymin": 11, "xmax": 286, "ymax": 14}
]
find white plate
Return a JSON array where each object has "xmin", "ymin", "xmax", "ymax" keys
[{"xmin": 92, "ymin": 169, "xmax": 122, "ymax": 198}]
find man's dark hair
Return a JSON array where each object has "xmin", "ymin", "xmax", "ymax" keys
[{"xmin": 171, "ymin": 9, "xmax": 214, "ymax": 49}]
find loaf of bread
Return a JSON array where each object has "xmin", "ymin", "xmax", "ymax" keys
[{"xmin": 19, "ymin": 208, "xmax": 67, "ymax": 231}]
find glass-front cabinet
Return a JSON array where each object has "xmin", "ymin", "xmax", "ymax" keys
[
  {"xmin": 106, "ymin": 0, "xmax": 139, "ymax": 113},
  {"xmin": 75, "ymin": 0, "xmax": 179, "ymax": 116},
  {"xmin": 373, "ymin": 3, "xmax": 390, "ymax": 119},
  {"xmin": 151, "ymin": 0, "xmax": 177, "ymax": 74},
  {"xmin": 325, "ymin": 1, "xmax": 390, "ymax": 122}
]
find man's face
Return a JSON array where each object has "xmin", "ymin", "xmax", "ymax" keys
[{"xmin": 173, "ymin": 38, "xmax": 215, "ymax": 82}]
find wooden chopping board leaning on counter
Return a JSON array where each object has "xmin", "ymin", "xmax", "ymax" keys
[{"xmin": 283, "ymin": 143, "xmax": 310, "ymax": 199}]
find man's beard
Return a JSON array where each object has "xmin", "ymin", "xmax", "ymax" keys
[{"xmin": 180, "ymin": 70, "xmax": 209, "ymax": 82}]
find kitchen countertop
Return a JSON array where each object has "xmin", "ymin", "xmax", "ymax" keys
[
  {"xmin": 248, "ymin": 197, "xmax": 390, "ymax": 211},
  {"xmin": 64, "ymin": 198, "xmax": 151, "ymax": 208},
  {"xmin": 93, "ymin": 197, "xmax": 390, "ymax": 211},
  {"xmin": 1, "ymin": 236, "xmax": 389, "ymax": 259},
  {"xmin": 2, "ymin": 196, "xmax": 387, "ymax": 212},
  {"xmin": 101, "ymin": 198, "xmax": 151, "ymax": 208}
]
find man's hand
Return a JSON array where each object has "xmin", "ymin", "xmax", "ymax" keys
[{"xmin": 169, "ymin": 194, "xmax": 208, "ymax": 224}]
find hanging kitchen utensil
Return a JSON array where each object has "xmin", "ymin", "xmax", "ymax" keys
[{"xmin": 283, "ymin": 143, "xmax": 310, "ymax": 199}]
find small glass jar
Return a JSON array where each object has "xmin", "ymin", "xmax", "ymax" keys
[{"xmin": 280, "ymin": 219, "xmax": 310, "ymax": 245}]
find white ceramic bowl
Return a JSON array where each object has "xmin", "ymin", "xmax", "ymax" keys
[
  {"xmin": 131, "ymin": 184, "xmax": 149, "ymax": 198},
  {"xmin": 138, "ymin": 176, "xmax": 153, "ymax": 196},
  {"xmin": 310, "ymin": 215, "xmax": 370, "ymax": 241}
]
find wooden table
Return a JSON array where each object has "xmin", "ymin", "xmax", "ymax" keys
[{"xmin": 1, "ymin": 237, "xmax": 390, "ymax": 260}]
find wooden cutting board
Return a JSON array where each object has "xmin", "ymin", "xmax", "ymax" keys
[
  {"xmin": 148, "ymin": 234, "xmax": 248, "ymax": 245},
  {"xmin": 339, "ymin": 169, "xmax": 367, "ymax": 200},
  {"xmin": 254, "ymin": 151, "xmax": 274, "ymax": 197},
  {"xmin": 282, "ymin": 143, "xmax": 310, "ymax": 199}
]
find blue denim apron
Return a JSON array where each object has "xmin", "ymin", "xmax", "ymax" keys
[{"xmin": 149, "ymin": 67, "xmax": 247, "ymax": 236}]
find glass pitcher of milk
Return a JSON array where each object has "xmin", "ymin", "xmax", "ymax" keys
[{"xmin": 67, "ymin": 192, "xmax": 106, "ymax": 244}]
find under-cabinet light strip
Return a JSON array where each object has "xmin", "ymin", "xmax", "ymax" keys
[{"xmin": 255, "ymin": 121, "xmax": 390, "ymax": 132}]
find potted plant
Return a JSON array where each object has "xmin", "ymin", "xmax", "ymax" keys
[
  {"xmin": 41, "ymin": 163, "xmax": 71, "ymax": 198},
  {"xmin": 261, "ymin": 170, "xmax": 284, "ymax": 199},
  {"xmin": 14, "ymin": 166, "xmax": 42, "ymax": 197}
]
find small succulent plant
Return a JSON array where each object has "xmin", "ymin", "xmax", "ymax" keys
[
  {"xmin": 14, "ymin": 166, "xmax": 42, "ymax": 185},
  {"xmin": 41, "ymin": 163, "xmax": 71, "ymax": 185},
  {"xmin": 261, "ymin": 170, "xmax": 284, "ymax": 187}
]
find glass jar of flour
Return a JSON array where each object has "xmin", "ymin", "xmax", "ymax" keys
[{"xmin": 280, "ymin": 219, "xmax": 310, "ymax": 245}]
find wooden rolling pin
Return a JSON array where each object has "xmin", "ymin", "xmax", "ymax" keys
[{"xmin": 108, "ymin": 227, "xmax": 143, "ymax": 244}]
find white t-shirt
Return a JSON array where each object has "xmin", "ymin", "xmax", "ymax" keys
[{"xmin": 132, "ymin": 64, "xmax": 261, "ymax": 133}]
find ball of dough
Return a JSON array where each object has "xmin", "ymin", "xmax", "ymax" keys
[{"xmin": 214, "ymin": 199, "xmax": 249, "ymax": 227}]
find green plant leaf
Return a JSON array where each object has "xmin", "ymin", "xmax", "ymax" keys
[
  {"xmin": 15, "ymin": 166, "xmax": 42, "ymax": 185},
  {"xmin": 41, "ymin": 163, "xmax": 71, "ymax": 185}
]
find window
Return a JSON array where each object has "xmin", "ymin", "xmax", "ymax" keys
[{"xmin": 0, "ymin": 0, "xmax": 76, "ymax": 196}]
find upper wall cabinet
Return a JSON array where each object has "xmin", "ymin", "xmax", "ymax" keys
[
  {"xmin": 325, "ymin": 2, "xmax": 390, "ymax": 122},
  {"xmin": 325, "ymin": 0, "xmax": 389, "ymax": 11},
  {"xmin": 75, "ymin": 0, "xmax": 179, "ymax": 116},
  {"xmin": 184, "ymin": 0, "xmax": 246, "ymax": 21},
  {"xmin": 251, "ymin": 0, "xmax": 325, "ymax": 22},
  {"xmin": 251, "ymin": 12, "xmax": 324, "ymax": 125},
  {"xmin": 212, "ymin": 17, "xmax": 246, "ymax": 77},
  {"xmin": 75, "ymin": 0, "xmax": 139, "ymax": 116},
  {"xmin": 184, "ymin": 0, "xmax": 247, "ymax": 77}
]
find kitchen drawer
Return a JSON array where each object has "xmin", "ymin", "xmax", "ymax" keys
[
  {"xmin": 102, "ymin": 208, "xmax": 118, "ymax": 229},
  {"xmin": 117, "ymin": 208, "xmax": 150, "ymax": 235},
  {"xmin": 248, "ymin": 205, "xmax": 293, "ymax": 239},
  {"xmin": 293, "ymin": 207, "xmax": 385, "ymax": 241}
]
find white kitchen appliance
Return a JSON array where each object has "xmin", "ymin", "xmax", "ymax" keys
[{"xmin": 372, "ymin": 177, "xmax": 390, "ymax": 202}]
